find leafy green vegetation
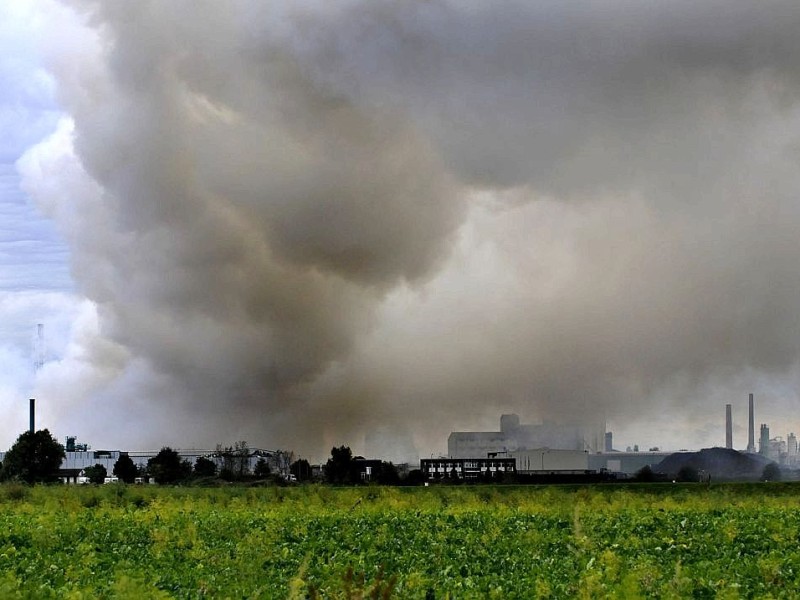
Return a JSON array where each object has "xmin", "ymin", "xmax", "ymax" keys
[{"xmin": 0, "ymin": 483, "xmax": 798, "ymax": 598}]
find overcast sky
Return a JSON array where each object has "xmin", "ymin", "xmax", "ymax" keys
[
  {"xmin": 3, "ymin": 1, "xmax": 800, "ymax": 461},
  {"xmin": 0, "ymin": 1, "xmax": 77, "ymax": 442}
]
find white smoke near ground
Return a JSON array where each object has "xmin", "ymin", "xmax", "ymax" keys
[{"xmin": 16, "ymin": 1, "xmax": 800, "ymax": 458}]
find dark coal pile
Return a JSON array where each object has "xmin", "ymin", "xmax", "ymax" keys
[{"xmin": 655, "ymin": 448, "xmax": 773, "ymax": 481}]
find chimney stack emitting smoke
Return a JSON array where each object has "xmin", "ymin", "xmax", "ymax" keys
[
  {"xmin": 747, "ymin": 393, "xmax": 755, "ymax": 453},
  {"xmin": 29, "ymin": 398, "xmax": 35, "ymax": 433},
  {"xmin": 725, "ymin": 404, "xmax": 732, "ymax": 449}
]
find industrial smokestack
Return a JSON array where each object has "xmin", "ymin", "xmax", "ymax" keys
[
  {"xmin": 725, "ymin": 404, "xmax": 732, "ymax": 449},
  {"xmin": 29, "ymin": 398, "xmax": 35, "ymax": 433},
  {"xmin": 747, "ymin": 393, "xmax": 755, "ymax": 453},
  {"xmin": 759, "ymin": 423, "xmax": 770, "ymax": 456}
]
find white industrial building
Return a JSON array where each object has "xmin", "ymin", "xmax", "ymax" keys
[
  {"xmin": 448, "ymin": 413, "xmax": 605, "ymax": 458},
  {"xmin": 509, "ymin": 448, "xmax": 589, "ymax": 473}
]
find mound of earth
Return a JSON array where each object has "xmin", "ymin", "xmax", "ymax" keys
[{"xmin": 655, "ymin": 447, "xmax": 773, "ymax": 481}]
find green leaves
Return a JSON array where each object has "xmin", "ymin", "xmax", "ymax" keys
[{"xmin": 0, "ymin": 483, "xmax": 798, "ymax": 596}]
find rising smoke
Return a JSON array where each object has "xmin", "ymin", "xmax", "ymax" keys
[{"xmin": 18, "ymin": 1, "xmax": 800, "ymax": 458}]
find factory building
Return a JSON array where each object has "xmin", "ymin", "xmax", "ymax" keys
[
  {"xmin": 61, "ymin": 450, "xmax": 127, "ymax": 483},
  {"xmin": 759, "ymin": 424, "xmax": 770, "ymax": 456},
  {"xmin": 448, "ymin": 413, "xmax": 605, "ymax": 458},
  {"xmin": 768, "ymin": 438, "xmax": 787, "ymax": 463},
  {"xmin": 506, "ymin": 448, "xmax": 589, "ymax": 473},
  {"xmin": 421, "ymin": 457, "xmax": 516, "ymax": 481},
  {"xmin": 787, "ymin": 433, "xmax": 798, "ymax": 467}
]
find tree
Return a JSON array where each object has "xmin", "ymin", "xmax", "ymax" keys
[
  {"xmin": 147, "ymin": 447, "xmax": 190, "ymax": 484},
  {"xmin": 2, "ymin": 429, "xmax": 65, "ymax": 484},
  {"xmin": 193, "ymin": 456, "xmax": 217, "ymax": 478},
  {"xmin": 404, "ymin": 469, "xmax": 425, "ymax": 486},
  {"xmin": 325, "ymin": 446, "xmax": 354, "ymax": 484},
  {"xmin": 634, "ymin": 465, "xmax": 655, "ymax": 482},
  {"xmin": 254, "ymin": 458, "xmax": 271, "ymax": 479},
  {"xmin": 83, "ymin": 464, "xmax": 107, "ymax": 484},
  {"xmin": 113, "ymin": 454, "xmax": 138, "ymax": 483},
  {"xmin": 377, "ymin": 461, "xmax": 400, "ymax": 485},
  {"xmin": 290, "ymin": 459, "xmax": 312, "ymax": 482}
]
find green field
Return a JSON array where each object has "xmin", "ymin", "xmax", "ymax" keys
[{"xmin": 1, "ymin": 483, "xmax": 799, "ymax": 598}]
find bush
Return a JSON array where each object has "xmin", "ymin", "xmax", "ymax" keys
[
  {"xmin": 84, "ymin": 464, "xmax": 107, "ymax": 485},
  {"xmin": 634, "ymin": 465, "xmax": 655, "ymax": 482},
  {"xmin": 762, "ymin": 462, "xmax": 781, "ymax": 482},
  {"xmin": 2, "ymin": 483, "xmax": 29, "ymax": 501}
]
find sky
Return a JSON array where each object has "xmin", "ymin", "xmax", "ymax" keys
[{"xmin": 2, "ymin": 1, "xmax": 800, "ymax": 462}]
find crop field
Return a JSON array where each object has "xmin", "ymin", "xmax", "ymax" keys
[{"xmin": 0, "ymin": 483, "xmax": 799, "ymax": 598}]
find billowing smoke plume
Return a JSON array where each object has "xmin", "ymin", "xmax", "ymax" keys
[{"xmin": 19, "ymin": 1, "xmax": 800, "ymax": 457}]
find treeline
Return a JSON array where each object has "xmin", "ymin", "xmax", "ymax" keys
[{"xmin": 0, "ymin": 430, "xmax": 418, "ymax": 486}]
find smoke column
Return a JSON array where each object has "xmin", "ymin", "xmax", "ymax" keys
[{"xmin": 17, "ymin": 1, "xmax": 800, "ymax": 456}]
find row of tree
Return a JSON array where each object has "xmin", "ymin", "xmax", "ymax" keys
[
  {"xmin": 0, "ymin": 430, "xmax": 403, "ymax": 486},
  {"xmin": 0, "ymin": 431, "xmax": 283, "ymax": 485}
]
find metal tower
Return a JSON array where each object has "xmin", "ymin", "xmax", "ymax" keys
[{"xmin": 747, "ymin": 393, "xmax": 755, "ymax": 453}]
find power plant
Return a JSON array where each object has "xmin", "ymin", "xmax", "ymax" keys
[{"xmin": 725, "ymin": 393, "xmax": 798, "ymax": 467}]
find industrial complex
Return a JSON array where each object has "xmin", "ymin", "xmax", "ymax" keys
[
  {"xmin": 434, "ymin": 392, "xmax": 796, "ymax": 481},
  {"xmin": 2, "ymin": 392, "xmax": 796, "ymax": 484}
]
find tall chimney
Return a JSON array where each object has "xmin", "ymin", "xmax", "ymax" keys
[
  {"xmin": 747, "ymin": 393, "xmax": 755, "ymax": 453},
  {"xmin": 725, "ymin": 404, "xmax": 732, "ymax": 449},
  {"xmin": 29, "ymin": 398, "xmax": 35, "ymax": 433}
]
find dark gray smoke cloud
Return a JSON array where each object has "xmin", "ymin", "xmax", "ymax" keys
[{"xmin": 24, "ymin": 0, "xmax": 800, "ymax": 457}]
